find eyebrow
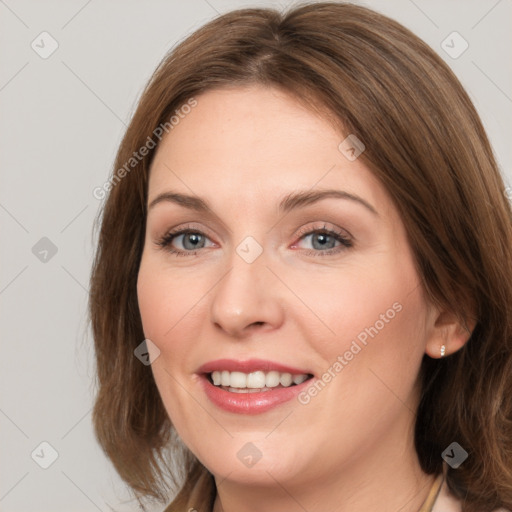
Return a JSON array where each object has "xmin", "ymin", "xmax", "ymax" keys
[{"xmin": 148, "ymin": 189, "xmax": 378, "ymax": 217}]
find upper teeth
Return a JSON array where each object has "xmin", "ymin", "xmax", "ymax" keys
[{"xmin": 211, "ymin": 370, "xmax": 309, "ymax": 389}]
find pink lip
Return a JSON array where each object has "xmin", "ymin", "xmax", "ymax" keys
[
  {"xmin": 197, "ymin": 358, "xmax": 314, "ymax": 415},
  {"xmin": 197, "ymin": 358, "xmax": 311, "ymax": 375}
]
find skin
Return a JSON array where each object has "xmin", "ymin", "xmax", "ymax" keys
[{"xmin": 136, "ymin": 85, "xmax": 471, "ymax": 512}]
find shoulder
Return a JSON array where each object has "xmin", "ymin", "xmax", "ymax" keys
[
  {"xmin": 432, "ymin": 477, "xmax": 462, "ymax": 512},
  {"xmin": 433, "ymin": 478, "xmax": 510, "ymax": 512}
]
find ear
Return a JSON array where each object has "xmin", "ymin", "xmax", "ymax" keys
[{"xmin": 424, "ymin": 306, "xmax": 476, "ymax": 359}]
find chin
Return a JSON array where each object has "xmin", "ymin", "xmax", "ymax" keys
[{"xmin": 193, "ymin": 435, "xmax": 310, "ymax": 485}]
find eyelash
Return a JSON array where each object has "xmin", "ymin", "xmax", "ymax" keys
[{"xmin": 155, "ymin": 223, "xmax": 353, "ymax": 257}]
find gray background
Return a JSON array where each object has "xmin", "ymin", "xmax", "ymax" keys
[{"xmin": 1, "ymin": 0, "xmax": 511, "ymax": 511}]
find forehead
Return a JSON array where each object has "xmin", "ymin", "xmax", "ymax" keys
[{"xmin": 147, "ymin": 85, "xmax": 387, "ymax": 217}]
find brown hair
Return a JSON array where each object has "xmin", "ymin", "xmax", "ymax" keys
[{"xmin": 88, "ymin": 2, "xmax": 512, "ymax": 511}]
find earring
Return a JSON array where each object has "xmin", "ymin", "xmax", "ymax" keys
[{"xmin": 440, "ymin": 345, "xmax": 446, "ymax": 358}]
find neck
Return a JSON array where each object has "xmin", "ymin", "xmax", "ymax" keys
[
  {"xmin": 212, "ymin": 412, "xmax": 436, "ymax": 512},
  {"xmin": 213, "ymin": 452, "xmax": 435, "ymax": 512}
]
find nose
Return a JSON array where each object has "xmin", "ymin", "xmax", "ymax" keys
[{"xmin": 209, "ymin": 248, "xmax": 285, "ymax": 338}]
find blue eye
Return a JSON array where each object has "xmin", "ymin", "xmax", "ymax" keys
[
  {"xmin": 156, "ymin": 229, "xmax": 213, "ymax": 256},
  {"xmin": 292, "ymin": 224, "xmax": 353, "ymax": 257},
  {"xmin": 155, "ymin": 223, "xmax": 353, "ymax": 257},
  {"xmin": 295, "ymin": 231, "xmax": 352, "ymax": 255}
]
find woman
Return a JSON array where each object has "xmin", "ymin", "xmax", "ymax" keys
[{"xmin": 88, "ymin": 3, "xmax": 512, "ymax": 512}]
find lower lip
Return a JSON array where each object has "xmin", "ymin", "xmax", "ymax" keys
[{"xmin": 199, "ymin": 374, "xmax": 312, "ymax": 414}]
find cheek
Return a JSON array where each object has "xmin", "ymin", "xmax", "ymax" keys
[
  {"xmin": 136, "ymin": 258, "xmax": 210, "ymax": 396},
  {"xmin": 298, "ymin": 249, "xmax": 427, "ymax": 388},
  {"xmin": 137, "ymin": 261, "xmax": 202, "ymax": 429},
  {"xmin": 289, "ymin": 259, "xmax": 420, "ymax": 348},
  {"xmin": 319, "ymin": 267, "xmax": 427, "ymax": 415},
  {"xmin": 137, "ymin": 258, "xmax": 202, "ymax": 341},
  {"xmin": 295, "ymin": 270, "xmax": 427, "ymax": 457},
  {"xmin": 137, "ymin": 269, "xmax": 167, "ymax": 341}
]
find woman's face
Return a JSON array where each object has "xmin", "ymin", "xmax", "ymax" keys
[{"xmin": 137, "ymin": 85, "xmax": 435, "ymax": 488}]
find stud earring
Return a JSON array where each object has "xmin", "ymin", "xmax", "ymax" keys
[{"xmin": 440, "ymin": 345, "xmax": 446, "ymax": 358}]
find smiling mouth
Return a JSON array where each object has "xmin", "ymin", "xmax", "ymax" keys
[{"xmin": 206, "ymin": 370, "xmax": 314, "ymax": 393}]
